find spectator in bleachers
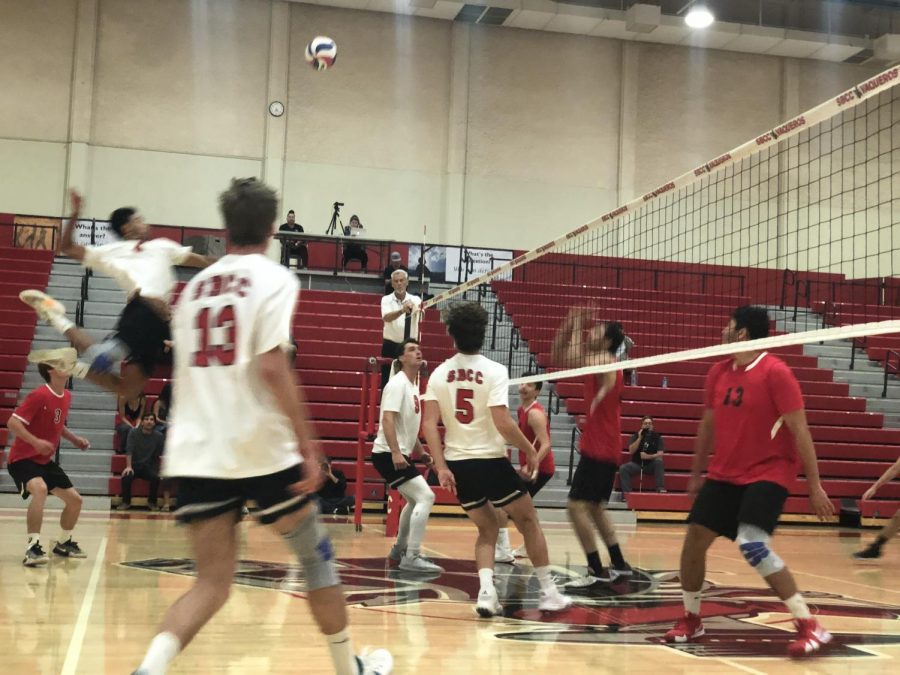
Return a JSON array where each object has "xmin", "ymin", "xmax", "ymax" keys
[
  {"xmin": 382, "ymin": 251, "xmax": 408, "ymax": 295},
  {"xmin": 152, "ymin": 381, "xmax": 171, "ymax": 436},
  {"xmin": 853, "ymin": 454, "xmax": 900, "ymax": 559},
  {"xmin": 342, "ymin": 214, "xmax": 368, "ymax": 271},
  {"xmin": 317, "ymin": 457, "xmax": 355, "ymax": 515},
  {"xmin": 115, "ymin": 392, "xmax": 146, "ymax": 454},
  {"xmin": 118, "ymin": 413, "xmax": 165, "ymax": 511},
  {"xmin": 279, "ymin": 209, "xmax": 308, "ymax": 269},
  {"xmin": 620, "ymin": 415, "xmax": 666, "ymax": 494},
  {"xmin": 381, "ymin": 270, "xmax": 421, "ymax": 388}
]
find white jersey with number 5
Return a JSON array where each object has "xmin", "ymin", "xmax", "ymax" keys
[
  {"xmin": 423, "ymin": 353, "xmax": 509, "ymax": 461},
  {"xmin": 164, "ymin": 254, "xmax": 300, "ymax": 479}
]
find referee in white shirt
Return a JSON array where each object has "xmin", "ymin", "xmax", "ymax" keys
[{"xmin": 380, "ymin": 270, "xmax": 421, "ymax": 388}]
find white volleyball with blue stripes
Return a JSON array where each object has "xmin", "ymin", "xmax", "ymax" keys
[{"xmin": 305, "ymin": 36, "xmax": 337, "ymax": 71}]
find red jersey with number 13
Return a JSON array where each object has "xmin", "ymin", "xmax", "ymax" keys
[
  {"xmin": 705, "ymin": 352, "xmax": 804, "ymax": 489},
  {"xmin": 517, "ymin": 401, "xmax": 556, "ymax": 475},
  {"xmin": 8, "ymin": 385, "xmax": 71, "ymax": 465},
  {"xmin": 579, "ymin": 371, "xmax": 624, "ymax": 464}
]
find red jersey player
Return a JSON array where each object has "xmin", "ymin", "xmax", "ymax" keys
[
  {"xmin": 664, "ymin": 305, "xmax": 835, "ymax": 657},
  {"xmin": 5, "ymin": 362, "xmax": 90, "ymax": 566},
  {"xmin": 496, "ymin": 373, "xmax": 556, "ymax": 562},
  {"xmin": 551, "ymin": 307, "xmax": 632, "ymax": 585}
]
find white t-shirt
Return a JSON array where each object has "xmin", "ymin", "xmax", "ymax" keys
[
  {"xmin": 381, "ymin": 292, "xmax": 421, "ymax": 343},
  {"xmin": 372, "ymin": 373, "xmax": 421, "ymax": 456},
  {"xmin": 163, "ymin": 254, "xmax": 301, "ymax": 479},
  {"xmin": 423, "ymin": 353, "xmax": 509, "ymax": 461},
  {"xmin": 82, "ymin": 238, "xmax": 192, "ymax": 301}
]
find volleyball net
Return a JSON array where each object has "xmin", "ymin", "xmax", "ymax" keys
[{"xmin": 420, "ymin": 65, "xmax": 900, "ymax": 386}]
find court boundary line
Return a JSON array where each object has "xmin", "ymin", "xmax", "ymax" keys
[{"xmin": 61, "ymin": 536, "xmax": 108, "ymax": 675}]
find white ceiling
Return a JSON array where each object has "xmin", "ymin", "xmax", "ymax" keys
[{"xmin": 290, "ymin": 0, "xmax": 900, "ymax": 64}]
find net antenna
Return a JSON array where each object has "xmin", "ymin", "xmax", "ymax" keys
[{"xmin": 420, "ymin": 65, "xmax": 900, "ymax": 386}]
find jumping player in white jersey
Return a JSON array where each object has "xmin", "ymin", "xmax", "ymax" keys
[
  {"xmin": 421, "ymin": 301, "xmax": 571, "ymax": 617},
  {"xmin": 20, "ymin": 189, "xmax": 212, "ymax": 398},
  {"xmin": 131, "ymin": 178, "xmax": 392, "ymax": 675},
  {"xmin": 371, "ymin": 338, "xmax": 442, "ymax": 573}
]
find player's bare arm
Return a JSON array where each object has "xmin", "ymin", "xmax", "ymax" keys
[
  {"xmin": 551, "ymin": 307, "xmax": 588, "ymax": 367},
  {"xmin": 422, "ymin": 400, "xmax": 454, "ymax": 493},
  {"xmin": 258, "ymin": 346, "xmax": 323, "ymax": 493},
  {"xmin": 181, "ymin": 252, "xmax": 216, "ymax": 269},
  {"xmin": 782, "ymin": 408, "xmax": 834, "ymax": 521},
  {"xmin": 490, "ymin": 406, "xmax": 538, "ymax": 478},
  {"xmin": 61, "ymin": 426, "xmax": 90, "ymax": 450},
  {"xmin": 689, "ymin": 409, "xmax": 715, "ymax": 497},
  {"xmin": 60, "ymin": 189, "xmax": 87, "ymax": 262},
  {"xmin": 6, "ymin": 416, "xmax": 55, "ymax": 456},
  {"xmin": 527, "ymin": 406, "xmax": 551, "ymax": 466},
  {"xmin": 413, "ymin": 440, "xmax": 433, "ymax": 466},
  {"xmin": 381, "ymin": 410, "xmax": 409, "ymax": 470},
  {"xmin": 861, "ymin": 455, "xmax": 900, "ymax": 501}
]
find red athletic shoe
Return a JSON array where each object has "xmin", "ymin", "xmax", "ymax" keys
[
  {"xmin": 787, "ymin": 618, "xmax": 832, "ymax": 657},
  {"xmin": 664, "ymin": 612, "xmax": 705, "ymax": 643}
]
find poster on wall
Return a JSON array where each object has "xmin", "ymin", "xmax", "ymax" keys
[
  {"xmin": 12, "ymin": 216, "xmax": 60, "ymax": 250},
  {"xmin": 70, "ymin": 219, "xmax": 112, "ymax": 246},
  {"xmin": 445, "ymin": 246, "xmax": 513, "ymax": 284},
  {"xmin": 407, "ymin": 245, "xmax": 447, "ymax": 283}
]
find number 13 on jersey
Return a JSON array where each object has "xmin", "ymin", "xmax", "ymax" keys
[{"xmin": 192, "ymin": 305, "xmax": 238, "ymax": 367}]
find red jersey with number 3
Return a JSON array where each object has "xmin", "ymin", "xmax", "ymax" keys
[
  {"xmin": 8, "ymin": 385, "xmax": 71, "ymax": 465},
  {"xmin": 704, "ymin": 352, "xmax": 804, "ymax": 489},
  {"xmin": 517, "ymin": 402, "xmax": 555, "ymax": 475},
  {"xmin": 579, "ymin": 371, "xmax": 624, "ymax": 464}
]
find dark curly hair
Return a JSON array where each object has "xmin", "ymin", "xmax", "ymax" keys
[{"xmin": 446, "ymin": 302, "xmax": 488, "ymax": 354}]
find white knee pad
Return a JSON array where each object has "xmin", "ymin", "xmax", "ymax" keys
[
  {"xmin": 283, "ymin": 507, "xmax": 340, "ymax": 591},
  {"xmin": 736, "ymin": 523, "xmax": 784, "ymax": 578},
  {"xmin": 398, "ymin": 475, "xmax": 435, "ymax": 507}
]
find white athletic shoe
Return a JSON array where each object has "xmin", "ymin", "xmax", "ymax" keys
[
  {"xmin": 494, "ymin": 545, "xmax": 515, "ymax": 564},
  {"xmin": 358, "ymin": 647, "xmax": 393, "ymax": 675},
  {"xmin": 399, "ymin": 554, "xmax": 444, "ymax": 573},
  {"xmin": 27, "ymin": 347, "xmax": 78, "ymax": 375},
  {"xmin": 19, "ymin": 289, "xmax": 66, "ymax": 322},
  {"xmin": 512, "ymin": 544, "xmax": 528, "ymax": 558},
  {"xmin": 564, "ymin": 574, "xmax": 601, "ymax": 589},
  {"xmin": 475, "ymin": 587, "xmax": 503, "ymax": 618},
  {"xmin": 538, "ymin": 587, "xmax": 573, "ymax": 612},
  {"xmin": 388, "ymin": 543, "xmax": 405, "ymax": 564}
]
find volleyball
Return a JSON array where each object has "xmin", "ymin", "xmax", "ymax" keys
[{"xmin": 305, "ymin": 36, "xmax": 337, "ymax": 71}]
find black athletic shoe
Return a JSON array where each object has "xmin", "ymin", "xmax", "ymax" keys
[
  {"xmin": 23, "ymin": 543, "xmax": 49, "ymax": 567},
  {"xmin": 53, "ymin": 538, "xmax": 87, "ymax": 558},
  {"xmin": 853, "ymin": 543, "xmax": 883, "ymax": 560}
]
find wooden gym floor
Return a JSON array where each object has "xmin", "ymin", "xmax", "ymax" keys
[{"xmin": 1, "ymin": 508, "xmax": 899, "ymax": 674}]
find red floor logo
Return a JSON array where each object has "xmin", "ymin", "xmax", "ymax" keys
[{"xmin": 123, "ymin": 557, "xmax": 900, "ymax": 658}]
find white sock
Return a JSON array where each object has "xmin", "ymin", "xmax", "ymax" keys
[
  {"xmin": 325, "ymin": 628, "xmax": 357, "ymax": 675},
  {"xmin": 534, "ymin": 565, "xmax": 556, "ymax": 593},
  {"xmin": 27, "ymin": 533, "xmax": 40, "ymax": 547},
  {"xmin": 49, "ymin": 314, "xmax": 75, "ymax": 334},
  {"xmin": 59, "ymin": 529, "xmax": 73, "ymax": 544},
  {"xmin": 682, "ymin": 589, "xmax": 702, "ymax": 615},
  {"xmin": 497, "ymin": 528, "xmax": 510, "ymax": 549},
  {"xmin": 478, "ymin": 567, "xmax": 494, "ymax": 592},
  {"xmin": 71, "ymin": 361, "xmax": 90, "ymax": 379},
  {"xmin": 784, "ymin": 593, "xmax": 812, "ymax": 620},
  {"xmin": 137, "ymin": 631, "xmax": 181, "ymax": 675}
]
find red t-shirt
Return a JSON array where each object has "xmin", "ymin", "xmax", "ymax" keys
[
  {"xmin": 517, "ymin": 401, "xmax": 556, "ymax": 475},
  {"xmin": 705, "ymin": 353, "xmax": 804, "ymax": 489},
  {"xmin": 8, "ymin": 385, "xmax": 71, "ymax": 465},
  {"xmin": 579, "ymin": 371, "xmax": 624, "ymax": 464}
]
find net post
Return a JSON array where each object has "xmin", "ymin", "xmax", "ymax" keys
[{"xmin": 353, "ymin": 362, "xmax": 372, "ymax": 532}]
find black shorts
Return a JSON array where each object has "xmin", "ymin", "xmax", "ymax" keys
[
  {"xmin": 688, "ymin": 479, "xmax": 789, "ymax": 541},
  {"xmin": 527, "ymin": 472, "xmax": 554, "ymax": 497},
  {"xmin": 8, "ymin": 459, "xmax": 73, "ymax": 499},
  {"xmin": 568, "ymin": 456, "xmax": 617, "ymax": 503},
  {"xmin": 446, "ymin": 457, "xmax": 527, "ymax": 511},
  {"xmin": 172, "ymin": 465, "xmax": 311, "ymax": 525},
  {"xmin": 115, "ymin": 298, "xmax": 172, "ymax": 377},
  {"xmin": 371, "ymin": 452, "xmax": 420, "ymax": 489}
]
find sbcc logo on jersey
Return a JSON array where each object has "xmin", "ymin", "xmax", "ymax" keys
[{"xmin": 123, "ymin": 555, "xmax": 900, "ymax": 659}]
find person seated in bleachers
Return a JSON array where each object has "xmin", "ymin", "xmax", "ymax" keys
[
  {"xmin": 342, "ymin": 214, "xmax": 368, "ymax": 271},
  {"xmin": 118, "ymin": 413, "xmax": 165, "ymax": 511},
  {"xmin": 619, "ymin": 415, "xmax": 666, "ymax": 494},
  {"xmin": 316, "ymin": 457, "xmax": 355, "ymax": 515},
  {"xmin": 152, "ymin": 381, "xmax": 171, "ymax": 437},
  {"xmin": 382, "ymin": 251, "xmax": 408, "ymax": 295},
  {"xmin": 115, "ymin": 391, "xmax": 146, "ymax": 454},
  {"xmin": 278, "ymin": 209, "xmax": 308, "ymax": 269}
]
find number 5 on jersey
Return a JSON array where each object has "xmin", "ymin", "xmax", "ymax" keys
[
  {"xmin": 455, "ymin": 389, "xmax": 474, "ymax": 424},
  {"xmin": 192, "ymin": 305, "xmax": 237, "ymax": 367}
]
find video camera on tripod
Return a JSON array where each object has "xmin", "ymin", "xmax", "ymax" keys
[{"xmin": 326, "ymin": 201, "xmax": 345, "ymax": 236}]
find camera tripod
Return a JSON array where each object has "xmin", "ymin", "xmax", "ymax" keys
[{"xmin": 326, "ymin": 201, "xmax": 344, "ymax": 236}]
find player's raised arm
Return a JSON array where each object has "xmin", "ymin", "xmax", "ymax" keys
[{"xmin": 60, "ymin": 189, "xmax": 87, "ymax": 261}]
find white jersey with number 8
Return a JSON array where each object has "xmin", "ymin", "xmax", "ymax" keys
[
  {"xmin": 423, "ymin": 353, "xmax": 510, "ymax": 461},
  {"xmin": 164, "ymin": 254, "xmax": 301, "ymax": 479}
]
